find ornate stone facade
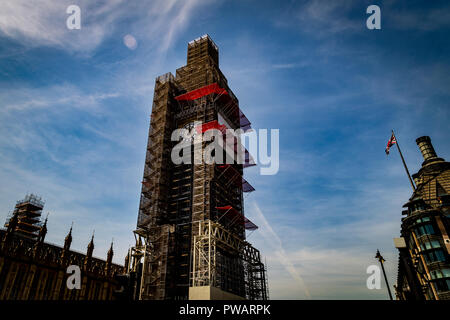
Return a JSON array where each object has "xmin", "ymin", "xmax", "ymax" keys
[
  {"xmin": 0, "ymin": 196, "xmax": 123, "ymax": 300},
  {"xmin": 395, "ymin": 136, "xmax": 450, "ymax": 300}
]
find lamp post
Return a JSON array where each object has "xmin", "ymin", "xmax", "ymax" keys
[{"xmin": 376, "ymin": 249, "xmax": 393, "ymax": 300}]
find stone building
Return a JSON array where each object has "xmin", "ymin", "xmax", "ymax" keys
[
  {"xmin": 395, "ymin": 136, "xmax": 450, "ymax": 300},
  {"xmin": 0, "ymin": 194, "xmax": 123, "ymax": 300}
]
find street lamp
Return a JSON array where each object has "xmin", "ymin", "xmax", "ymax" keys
[{"xmin": 375, "ymin": 249, "xmax": 393, "ymax": 300}]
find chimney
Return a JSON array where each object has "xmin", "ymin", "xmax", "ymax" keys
[
  {"xmin": 416, "ymin": 136, "xmax": 437, "ymax": 160},
  {"xmin": 416, "ymin": 136, "xmax": 444, "ymax": 166}
]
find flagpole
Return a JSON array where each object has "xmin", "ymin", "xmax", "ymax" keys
[{"xmin": 392, "ymin": 130, "xmax": 416, "ymax": 192}]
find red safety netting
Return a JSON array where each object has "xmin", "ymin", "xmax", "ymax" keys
[
  {"xmin": 175, "ymin": 83, "xmax": 228, "ymax": 101},
  {"xmin": 216, "ymin": 205, "xmax": 258, "ymax": 230},
  {"xmin": 196, "ymin": 121, "xmax": 256, "ymax": 168},
  {"xmin": 195, "ymin": 120, "xmax": 227, "ymax": 134},
  {"xmin": 175, "ymin": 84, "xmax": 252, "ymax": 131},
  {"xmin": 141, "ymin": 181, "xmax": 151, "ymax": 188},
  {"xmin": 217, "ymin": 164, "xmax": 255, "ymax": 192}
]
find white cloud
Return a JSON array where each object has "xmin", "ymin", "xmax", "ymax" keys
[
  {"xmin": 275, "ymin": 247, "xmax": 395, "ymax": 299},
  {"xmin": 0, "ymin": 83, "xmax": 119, "ymax": 113},
  {"xmin": 0, "ymin": 1, "xmax": 119, "ymax": 52},
  {"xmin": 159, "ymin": 0, "xmax": 208, "ymax": 54},
  {"xmin": 244, "ymin": 152, "xmax": 412, "ymax": 299},
  {"xmin": 0, "ymin": 0, "xmax": 211, "ymax": 54},
  {"xmin": 251, "ymin": 202, "xmax": 311, "ymax": 299},
  {"xmin": 270, "ymin": 0, "xmax": 361, "ymax": 36},
  {"xmin": 247, "ymin": 198, "xmax": 401, "ymax": 299},
  {"xmin": 0, "ymin": 81, "xmax": 145, "ymax": 264}
]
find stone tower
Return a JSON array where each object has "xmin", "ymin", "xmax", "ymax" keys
[{"xmin": 130, "ymin": 35, "xmax": 267, "ymax": 300}]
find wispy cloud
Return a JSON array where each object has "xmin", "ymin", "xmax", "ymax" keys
[
  {"xmin": 0, "ymin": 0, "xmax": 212, "ymax": 54},
  {"xmin": 0, "ymin": 84, "xmax": 119, "ymax": 113},
  {"xmin": 246, "ymin": 176, "xmax": 407, "ymax": 299},
  {"xmin": 0, "ymin": 1, "xmax": 121, "ymax": 52},
  {"xmin": 159, "ymin": 0, "xmax": 210, "ymax": 54},
  {"xmin": 251, "ymin": 202, "xmax": 311, "ymax": 299},
  {"xmin": 1, "ymin": 0, "xmax": 449, "ymax": 299},
  {"xmin": 271, "ymin": 0, "xmax": 363, "ymax": 36},
  {"xmin": 384, "ymin": 2, "xmax": 450, "ymax": 31},
  {"xmin": 0, "ymin": 82, "xmax": 144, "ymax": 264}
]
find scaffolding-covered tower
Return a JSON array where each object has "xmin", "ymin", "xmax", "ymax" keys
[
  {"xmin": 4, "ymin": 194, "xmax": 45, "ymax": 240},
  {"xmin": 128, "ymin": 35, "xmax": 268, "ymax": 300}
]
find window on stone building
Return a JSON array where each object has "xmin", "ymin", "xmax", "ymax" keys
[
  {"xmin": 435, "ymin": 279, "xmax": 450, "ymax": 293},
  {"xmin": 430, "ymin": 268, "xmax": 450, "ymax": 279},
  {"xmin": 420, "ymin": 240, "xmax": 441, "ymax": 250},
  {"xmin": 414, "ymin": 223, "xmax": 436, "ymax": 237},
  {"xmin": 416, "ymin": 217, "xmax": 431, "ymax": 224},
  {"xmin": 423, "ymin": 249, "xmax": 446, "ymax": 263}
]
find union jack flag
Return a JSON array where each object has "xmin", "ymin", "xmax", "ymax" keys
[{"xmin": 385, "ymin": 133, "xmax": 396, "ymax": 155}]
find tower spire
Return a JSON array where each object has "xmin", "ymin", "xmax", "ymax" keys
[
  {"xmin": 64, "ymin": 223, "xmax": 73, "ymax": 251},
  {"xmin": 105, "ymin": 239, "xmax": 114, "ymax": 275},
  {"xmin": 87, "ymin": 230, "xmax": 95, "ymax": 257},
  {"xmin": 60, "ymin": 223, "xmax": 73, "ymax": 264},
  {"xmin": 84, "ymin": 230, "xmax": 95, "ymax": 270},
  {"xmin": 107, "ymin": 239, "xmax": 114, "ymax": 262}
]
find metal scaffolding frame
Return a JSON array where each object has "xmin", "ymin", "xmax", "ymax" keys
[
  {"xmin": 128, "ymin": 35, "xmax": 268, "ymax": 300},
  {"xmin": 191, "ymin": 220, "xmax": 268, "ymax": 300}
]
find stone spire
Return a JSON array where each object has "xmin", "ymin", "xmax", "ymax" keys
[
  {"xmin": 107, "ymin": 241, "xmax": 114, "ymax": 263},
  {"xmin": 64, "ymin": 223, "xmax": 73, "ymax": 252},
  {"xmin": 105, "ymin": 240, "xmax": 114, "ymax": 275},
  {"xmin": 87, "ymin": 232, "xmax": 95, "ymax": 258},
  {"xmin": 60, "ymin": 224, "xmax": 73, "ymax": 264},
  {"xmin": 84, "ymin": 231, "xmax": 95, "ymax": 270},
  {"xmin": 2, "ymin": 209, "xmax": 19, "ymax": 249}
]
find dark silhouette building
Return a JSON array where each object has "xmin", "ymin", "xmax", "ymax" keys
[
  {"xmin": 125, "ymin": 35, "xmax": 268, "ymax": 300},
  {"xmin": 395, "ymin": 136, "xmax": 450, "ymax": 300},
  {"xmin": 0, "ymin": 195, "xmax": 123, "ymax": 300}
]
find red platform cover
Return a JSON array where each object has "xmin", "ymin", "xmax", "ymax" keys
[
  {"xmin": 175, "ymin": 83, "xmax": 227, "ymax": 101},
  {"xmin": 216, "ymin": 205, "xmax": 258, "ymax": 230}
]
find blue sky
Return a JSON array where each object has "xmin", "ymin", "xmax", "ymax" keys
[{"xmin": 1, "ymin": 0, "xmax": 450, "ymax": 299}]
